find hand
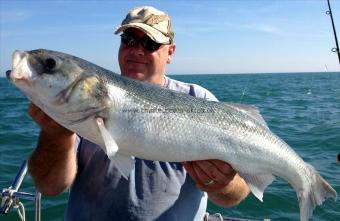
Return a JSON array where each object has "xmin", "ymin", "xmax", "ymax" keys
[
  {"xmin": 28, "ymin": 103, "xmax": 73, "ymax": 137},
  {"xmin": 182, "ymin": 159, "xmax": 236, "ymax": 193}
]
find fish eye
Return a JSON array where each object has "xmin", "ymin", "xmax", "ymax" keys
[{"xmin": 45, "ymin": 58, "xmax": 57, "ymax": 70}]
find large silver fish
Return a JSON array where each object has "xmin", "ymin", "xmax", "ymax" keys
[{"xmin": 7, "ymin": 49, "xmax": 337, "ymax": 221}]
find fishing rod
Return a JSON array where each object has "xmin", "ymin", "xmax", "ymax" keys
[{"xmin": 326, "ymin": 0, "xmax": 340, "ymax": 67}]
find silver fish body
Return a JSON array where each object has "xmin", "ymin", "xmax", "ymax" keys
[{"xmin": 7, "ymin": 49, "xmax": 337, "ymax": 221}]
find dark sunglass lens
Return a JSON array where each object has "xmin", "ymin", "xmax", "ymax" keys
[
  {"xmin": 121, "ymin": 33, "xmax": 162, "ymax": 51},
  {"xmin": 121, "ymin": 34, "xmax": 136, "ymax": 47},
  {"xmin": 143, "ymin": 37, "xmax": 161, "ymax": 52}
]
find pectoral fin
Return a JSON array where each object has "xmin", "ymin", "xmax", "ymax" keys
[
  {"xmin": 96, "ymin": 117, "xmax": 135, "ymax": 179},
  {"xmin": 108, "ymin": 153, "xmax": 135, "ymax": 179},
  {"xmin": 96, "ymin": 117, "xmax": 118, "ymax": 157},
  {"xmin": 240, "ymin": 173, "xmax": 276, "ymax": 202}
]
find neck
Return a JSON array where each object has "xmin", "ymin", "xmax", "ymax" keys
[{"xmin": 147, "ymin": 73, "xmax": 166, "ymax": 87}]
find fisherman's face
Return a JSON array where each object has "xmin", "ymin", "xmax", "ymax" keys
[{"xmin": 118, "ymin": 28, "xmax": 175, "ymax": 86}]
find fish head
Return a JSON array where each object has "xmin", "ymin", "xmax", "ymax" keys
[
  {"xmin": 7, "ymin": 49, "xmax": 111, "ymax": 128},
  {"xmin": 8, "ymin": 49, "xmax": 82, "ymax": 103}
]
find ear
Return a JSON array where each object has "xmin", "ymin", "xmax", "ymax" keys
[{"xmin": 166, "ymin": 44, "xmax": 176, "ymax": 64}]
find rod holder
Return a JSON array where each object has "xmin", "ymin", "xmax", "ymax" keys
[{"xmin": 1, "ymin": 160, "xmax": 41, "ymax": 221}]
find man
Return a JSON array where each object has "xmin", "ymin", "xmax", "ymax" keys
[{"xmin": 28, "ymin": 6, "xmax": 249, "ymax": 221}]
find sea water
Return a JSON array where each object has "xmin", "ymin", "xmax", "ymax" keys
[{"xmin": 1, "ymin": 72, "xmax": 339, "ymax": 221}]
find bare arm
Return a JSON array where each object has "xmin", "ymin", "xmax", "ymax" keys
[
  {"xmin": 28, "ymin": 103, "xmax": 77, "ymax": 196},
  {"xmin": 183, "ymin": 160, "xmax": 249, "ymax": 207}
]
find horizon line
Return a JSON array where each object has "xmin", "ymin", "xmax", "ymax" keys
[{"xmin": 1, "ymin": 71, "xmax": 340, "ymax": 79}]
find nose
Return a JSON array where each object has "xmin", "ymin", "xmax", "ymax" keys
[
  {"xmin": 130, "ymin": 42, "xmax": 145, "ymax": 56},
  {"xmin": 6, "ymin": 70, "xmax": 11, "ymax": 79}
]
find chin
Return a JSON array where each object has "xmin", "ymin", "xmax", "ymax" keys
[{"xmin": 122, "ymin": 72, "xmax": 147, "ymax": 81}]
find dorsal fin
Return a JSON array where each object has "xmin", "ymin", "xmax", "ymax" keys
[{"xmin": 223, "ymin": 102, "xmax": 269, "ymax": 129}]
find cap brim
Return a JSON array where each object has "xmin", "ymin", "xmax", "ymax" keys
[{"xmin": 114, "ymin": 23, "xmax": 170, "ymax": 44}]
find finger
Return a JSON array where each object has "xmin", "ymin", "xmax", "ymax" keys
[
  {"xmin": 183, "ymin": 162, "xmax": 214, "ymax": 188},
  {"xmin": 28, "ymin": 103, "xmax": 48, "ymax": 125},
  {"xmin": 28, "ymin": 103, "xmax": 40, "ymax": 118},
  {"xmin": 194, "ymin": 160, "xmax": 228, "ymax": 184},
  {"xmin": 183, "ymin": 161, "xmax": 228, "ymax": 192},
  {"xmin": 210, "ymin": 159, "xmax": 235, "ymax": 175},
  {"xmin": 192, "ymin": 161, "xmax": 212, "ymax": 184},
  {"xmin": 182, "ymin": 161, "xmax": 201, "ymax": 184},
  {"xmin": 191, "ymin": 162, "xmax": 227, "ymax": 192}
]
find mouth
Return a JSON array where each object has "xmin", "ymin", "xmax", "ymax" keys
[{"xmin": 127, "ymin": 59, "xmax": 147, "ymax": 65}]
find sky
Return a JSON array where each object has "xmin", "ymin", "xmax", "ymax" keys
[{"xmin": 1, "ymin": 0, "xmax": 340, "ymax": 77}]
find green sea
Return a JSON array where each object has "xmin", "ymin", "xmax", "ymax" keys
[{"xmin": 1, "ymin": 73, "xmax": 339, "ymax": 221}]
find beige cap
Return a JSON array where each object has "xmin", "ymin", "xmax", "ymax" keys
[{"xmin": 114, "ymin": 6, "xmax": 174, "ymax": 44}]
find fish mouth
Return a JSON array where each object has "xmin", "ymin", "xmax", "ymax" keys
[
  {"xmin": 8, "ymin": 51, "xmax": 33, "ymax": 87},
  {"xmin": 7, "ymin": 69, "xmax": 32, "ymax": 87},
  {"xmin": 6, "ymin": 70, "xmax": 11, "ymax": 79}
]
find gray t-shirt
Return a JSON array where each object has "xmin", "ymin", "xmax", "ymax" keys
[{"xmin": 65, "ymin": 76, "xmax": 218, "ymax": 221}]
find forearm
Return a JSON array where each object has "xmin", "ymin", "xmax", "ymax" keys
[
  {"xmin": 207, "ymin": 173, "xmax": 249, "ymax": 208},
  {"xmin": 28, "ymin": 131, "xmax": 77, "ymax": 196}
]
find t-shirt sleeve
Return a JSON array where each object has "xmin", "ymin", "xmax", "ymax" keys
[
  {"xmin": 203, "ymin": 89, "xmax": 218, "ymax": 102},
  {"xmin": 190, "ymin": 84, "xmax": 219, "ymax": 102}
]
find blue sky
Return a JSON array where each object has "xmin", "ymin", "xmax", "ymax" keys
[{"xmin": 1, "ymin": 0, "xmax": 340, "ymax": 76}]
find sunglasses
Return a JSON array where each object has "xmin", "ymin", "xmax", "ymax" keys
[{"xmin": 120, "ymin": 33, "xmax": 163, "ymax": 52}]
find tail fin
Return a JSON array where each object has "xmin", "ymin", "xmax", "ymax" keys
[{"xmin": 298, "ymin": 165, "xmax": 337, "ymax": 221}]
